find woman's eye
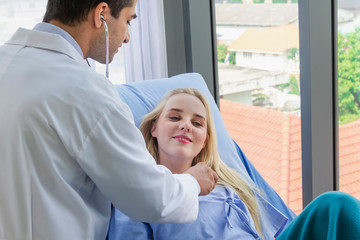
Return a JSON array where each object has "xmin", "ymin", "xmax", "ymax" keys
[
  {"xmin": 169, "ymin": 116, "xmax": 180, "ymax": 121},
  {"xmin": 127, "ymin": 21, "xmax": 131, "ymax": 26},
  {"xmin": 193, "ymin": 121, "xmax": 203, "ymax": 127}
]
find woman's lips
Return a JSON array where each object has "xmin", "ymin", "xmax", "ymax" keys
[{"xmin": 173, "ymin": 135, "xmax": 192, "ymax": 143}]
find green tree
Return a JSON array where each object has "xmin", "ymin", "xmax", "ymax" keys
[
  {"xmin": 229, "ymin": 52, "xmax": 236, "ymax": 65},
  {"xmin": 289, "ymin": 75, "xmax": 300, "ymax": 96},
  {"xmin": 275, "ymin": 76, "xmax": 299, "ymax": 96},
  {"xmin": 338, "ymin": 28, "xmax": 360, "ymax": 124},
  {"xmin": 217, "ymin": 44, "xmax": 236, "ymax": 65},
  {"xmin": 217, "ymin": 44, "xmax": 228, "ymax": 63},
  {"xmin": 287, "ymin": 48, "xmax": 299, "ymax": 60},
  {"xmin": 253, "ymin": 92, "xmax": 271, "ymax": 107},
  {"xmin": 253, "ymin": 0, "xmax": 265, "ymax": 3}
]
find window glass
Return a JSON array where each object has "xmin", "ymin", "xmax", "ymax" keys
[
  {"xmin": 337, "ymin": 0, "xmax": 360, "ymax": 199},
  {"xmin": 0, "ymin": 0, "xmax": 125, "ymax": 84},
  {"xmin": 215, "ymin": 0, "xmax": 302, "ymax": 214}
]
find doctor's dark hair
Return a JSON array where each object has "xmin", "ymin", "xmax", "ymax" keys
[
  {"xmin": 140, "ymin": 88, "xmax": 263, "ymax": 239},
  {"xmin": 43, "ymin": 0, "xmax": 135, "ymax": 25}
]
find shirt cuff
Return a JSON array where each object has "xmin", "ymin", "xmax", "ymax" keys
[{"xmin": 183, "ymin": 173, "xmax": 201, "ymax": 195}]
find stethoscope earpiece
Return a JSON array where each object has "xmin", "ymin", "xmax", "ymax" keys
[{"xmin": 100, "ymin": 14, "xmax": 109, "ymax": 79}]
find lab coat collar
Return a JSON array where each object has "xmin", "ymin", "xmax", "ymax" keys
[
  {"xmin": 33, "ymin": 22, "xmax": 84, "ymax": 59},
  {"xmin": 6, "ymin": 28, "xmax": 86, "ymax": 65}
]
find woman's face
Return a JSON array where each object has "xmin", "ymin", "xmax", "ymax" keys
[{"xmin": 151, "ymin": 93, "xmax": 208, "ymax": 173}]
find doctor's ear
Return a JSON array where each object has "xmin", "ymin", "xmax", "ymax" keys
[{"xmin": 93, "ymin": 2, "xmax": 109, "ymax": 28}]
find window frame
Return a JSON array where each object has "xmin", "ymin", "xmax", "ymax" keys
[{"xmin": 298, "ymin": 0, "xmax": 339, "ymax": 206}]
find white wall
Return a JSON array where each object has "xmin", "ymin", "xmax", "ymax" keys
[
  {"xmin": 0, "ymin": 0, "xmax": 46, "ymax": 44},
  {"xmin": 235, "ymin": 51, "xmax": 295, "ymax": 72},
  {"xmin": 222, "ymin": 90, "xmax": 253, "ymax": 105}
]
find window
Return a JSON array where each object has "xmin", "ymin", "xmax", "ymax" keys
[
  {"xmin": 337, "ymin": 1, "xmax": 360, "ymax": 200},
  {"xmin": 243, "ymin": 52, "xmax": 252, "ymax": 58},
  {"xmin": 215, "ymin": 1, "xmax": 302, "ymax": 214}
]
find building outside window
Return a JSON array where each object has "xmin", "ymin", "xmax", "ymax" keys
[{"xmin": 216, "ymin": 0, "xmax": 360, "ymax": 214}]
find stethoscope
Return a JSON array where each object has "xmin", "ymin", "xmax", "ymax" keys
[
  {"xmin": 100, "ymin": 14, "xmax": 109, "ymax": 79},
  {"xmin": 85, "ymin": 14, "xmax": 109, "ymax": 79}
]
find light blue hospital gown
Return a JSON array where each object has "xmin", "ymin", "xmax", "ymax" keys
[{"xmin": 108, "ymin": 185, "xmax": 289, "ymax": 240}]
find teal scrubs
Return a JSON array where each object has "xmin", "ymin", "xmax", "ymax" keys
[{"xmin": 277, "ymin": 191, "xmax": 360, "ymax": 240}]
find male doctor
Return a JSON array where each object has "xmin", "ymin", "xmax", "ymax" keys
[{"xmin": 0, "ymin": 0, "xmax": 218, "ymax": 239}]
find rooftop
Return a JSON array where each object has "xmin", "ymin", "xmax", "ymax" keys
[
  {"xmin": 215, "ymin": 2, "xmax": 355, "ymax": 27},
  {"xmin": 220, "ymin": 98, "xmax": 360, "ymax": 214},
  {"xmin": 215, "ymin": 3, "xmax": 298, "ymax": 27},
  {"xmin": 228, "ymin": 24, "xmax": 299, "ymax": 53}
]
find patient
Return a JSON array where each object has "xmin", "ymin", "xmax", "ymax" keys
[
  {"xmin": 108, "ymin": 88, "xmax": 288, "ymax": 239},
  {"xmin": 108, "ymin": 88, "xmax": 360, "ymax": 240}
]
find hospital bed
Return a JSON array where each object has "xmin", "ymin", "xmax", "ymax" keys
[{"xmin": 115, "ymin": 73, "xmax": 297, "ymax": 223}]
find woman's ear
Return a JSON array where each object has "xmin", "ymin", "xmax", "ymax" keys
[{"xmin": 151, "ymin": 122, "xmax": 157, "ymax": 138}]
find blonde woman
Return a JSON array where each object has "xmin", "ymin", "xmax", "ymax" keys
[
  {"xmin": 108, "ymin": 88, "xmax": 360, "ymax": 240},
  {"xmin": 109, "ymin": 88, "xmax": 288, "ymax": 239}
]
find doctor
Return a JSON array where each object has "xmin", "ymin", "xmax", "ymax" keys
[{"xmin": 0, "ymin": 0, "xmax": 218, "ymax": 239}]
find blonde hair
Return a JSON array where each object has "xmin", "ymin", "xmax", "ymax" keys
[{"xmin": 140, "ymin": 88, "xmax": 263, "ymax": 237}]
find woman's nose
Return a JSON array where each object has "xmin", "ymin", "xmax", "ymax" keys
[{"xmin": 179, "ymin": 120, "xmax": 191, "ymax": 132}]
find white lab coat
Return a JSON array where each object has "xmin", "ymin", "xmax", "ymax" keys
[{"xmin": 0, "ymin": 28, "xmax": 199, "ymax": 240}]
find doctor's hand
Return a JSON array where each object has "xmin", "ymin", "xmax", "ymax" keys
[{"xmin": 185, "ymin": 162, "xmax": 218, "ymax": 196}]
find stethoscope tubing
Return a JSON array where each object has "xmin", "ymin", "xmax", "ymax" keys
[{"xmin": 102, "ymin": 20, "xmax": 109, "ymax": 79}]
